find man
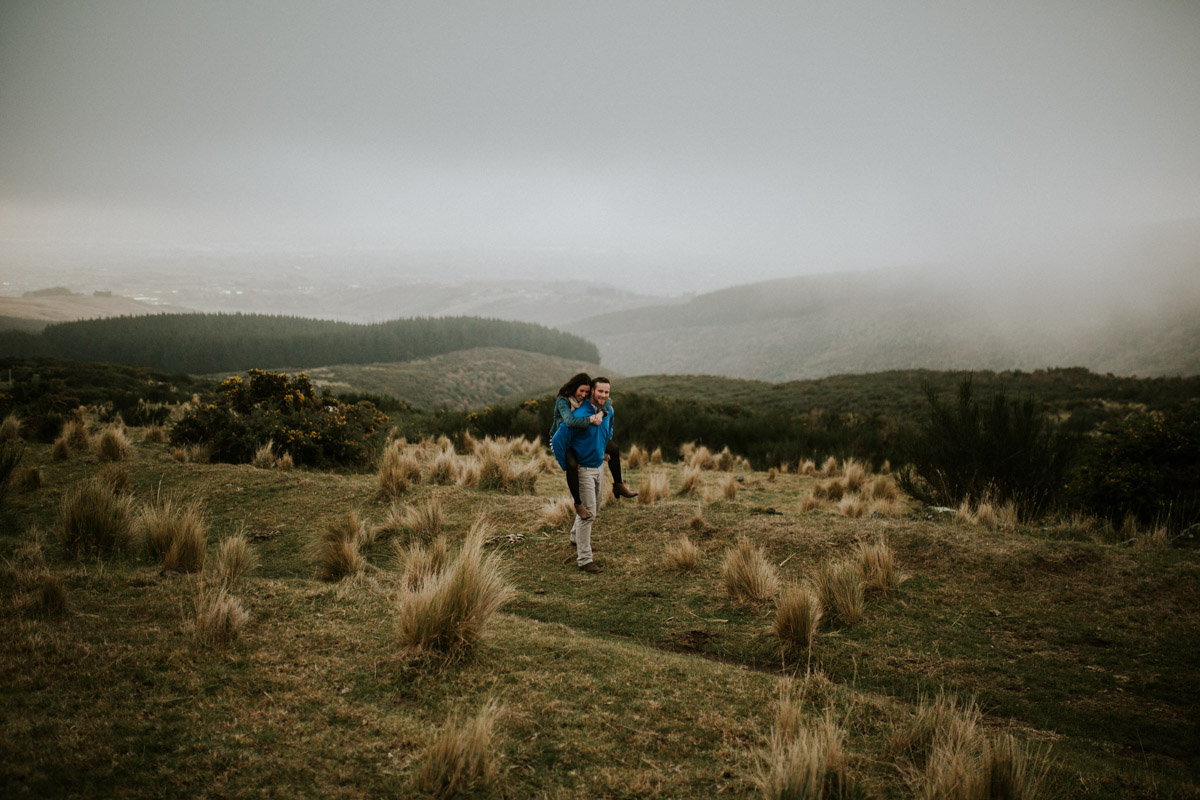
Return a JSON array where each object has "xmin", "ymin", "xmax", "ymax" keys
[{"xmin": 551, "ymin": 376, "xmax": 614, "ymax": 574}]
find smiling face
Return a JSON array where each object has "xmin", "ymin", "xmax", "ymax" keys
[
  {"xmin": 590, "ymin": 381, "xmax": 610, "ymax": 407},
  {"xmin": 572, "ymin": 383, "xmax": 590, "ymax": 403}
]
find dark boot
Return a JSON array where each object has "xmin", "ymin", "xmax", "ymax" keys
[{"xmin": 612, "ymin": 483, "xmax": 638, "ymax": 499}]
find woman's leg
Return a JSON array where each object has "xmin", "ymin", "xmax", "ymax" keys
[
  {"xmin": 565, "ymin": 447, "xmax": 592, "ymax": 519},
  {"xmin": 607, "ymin": 440, "xmax": 638, "ymax": 498}
]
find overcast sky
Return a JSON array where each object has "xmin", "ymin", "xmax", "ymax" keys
[{"xmin": 2, "ymin": 0, "xmax": 1199, "ymax": 294}]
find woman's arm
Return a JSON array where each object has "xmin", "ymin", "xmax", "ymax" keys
[{"xmin": 557, "ymin": 396, "xmax": 593, "ymax": 428}]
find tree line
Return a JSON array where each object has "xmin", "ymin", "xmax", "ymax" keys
[{"xmin": 0, "ymin": 313, "xmax": 600, "ymax": 374}]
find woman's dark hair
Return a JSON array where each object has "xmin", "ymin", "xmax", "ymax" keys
[{"xmin": 557, "ymin": 372, "xmax": 592, "ymax": 398}]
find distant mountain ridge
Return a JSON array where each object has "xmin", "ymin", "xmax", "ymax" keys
[{"xmin": 582, "ymin": 263, "xmax": 1200, "ymax": 379}]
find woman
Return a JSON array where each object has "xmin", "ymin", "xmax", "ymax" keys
[{"xmin": 549, "ymin": 372, "xmax": 636, "ymax": 520}]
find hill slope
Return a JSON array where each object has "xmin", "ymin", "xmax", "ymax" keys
[
  {"xmin": 0, "ymin": 292, "xmax": 184, "ymax": 331},
  {"xmin": 243, "ymin": 346, "xmax": 607, "ymax": 410},
  {"xmin": 583, "ymin": 263, "xmax": 1200, "ymax": 380}
]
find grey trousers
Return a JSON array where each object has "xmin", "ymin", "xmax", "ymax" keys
[{"xmin": 570, "ymin": 466, "xmax": 602, "ymax": 566}]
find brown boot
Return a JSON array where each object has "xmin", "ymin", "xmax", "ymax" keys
[
  {"xmin": 574, "ymin": 503, "xmax": 593, "ymax": 520},
  {"xmin": 612, "ymin": 483, "xmax": 638, "ymax": 499}
]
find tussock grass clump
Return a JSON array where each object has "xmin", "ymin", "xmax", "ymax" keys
[
  {"xmin": 678, "ymin": 466, "xmax": 701, "ymax": 496},
  {"xmin": 540, "ymin": 496, "xmax": 575, "ymax": 529},
  {"xmin": 477, "ymin": 445, "xmax": 539, "ymax": 494},
  {"xmin": 1135, "ymin": 524, "xmax": 1171, "ymax": 550},
  {"xmin": 626, "ymin": 443, "xmax": 647, "ymax": 469},
  {"xmin": 890, "ymin": 691, "xmax": 980, "ymax": 769},
  {"xmin": 799, "ymin": 493, "xmax": 822, "ymax": 513},
  {"xmin": 717, "ymin": 446, "xmax": 735, "ymax": 471},
  {"xmin": 395, "ymin": 497, "xmax": 446, "ymax": 544},
  {"xmin": 193, "ymin": 588, "xmax": 250, "ymax": 648},
  {"xmin": 170, "ymin": 443, "xmax": 211, "ymax": 463},
  {"xmin": 842, "ymin": 459, "xmax": 867, "ymax": 492},
  {"xmin": 64, "ymin": 418, "xmax": 92, "ymax": 450},
  {"xmin": 252, "ymin": 441, "xmax": 277, "ymax": 468},
  {"xmin": 636, "ymin": 473, "xmax": 669, "ymax": 505},
  {"xmin": 415, "ymin": 700, "xmax": 503, "ymax": 799},
  {"xmin": 7, "ymin": 531, "xmax": 69, "ymax": 616},
  {"xmin": 456, "ymin": 458, "xmax": 481, "ymax": 488},
  {"xmin": 143, "ymin": 424, "xmax": 167, "ymax": 443},
  {"xmin": 820, "ymin": 456, "xmax": 840, "ymax": 477},
  {"xmin": 754, "ymin": 692, "xmax": 862, "ymax": 800},
  {"xmin": 688, "ymin": 504, "xmax": 707, "ymax": 530},
  {"xmin": 799, "ymin": 459, "xmax": 816, "ymax": 475},
  {"xmin": 869, "ymin": 474, "xmax": 899, "ymax": 502},
  {"xmin": 689, "ymin": 445, "xmax": 717, "ymax": 470},
  {"xmin": 838, "ymin": 496, "xmax": 864, "ymax": 518},
  {"xmin": 855, "ymin": 538, "xmax": 904, "ymax": 594},
  {"xmin": 973, "ymin": 501, "xmax": 998, "ymax": 529},
  {"xmin": 868, "ymin": 497, "xmax": 903, "ymax": 517},
  {"xmin": 98, "ymin": 463, "xmax": 131, "ymax": 494},
  {"xmin": 96, "ymin": 425, "xmax": 132, "ymax": 462},
  {"xmin": 394, "ymin": 534, "xmax": 452, "ymax": 590},
  {"xmin": 312, "ymin": 510, "xmax": 367, "ymax": 581},
  {"xmin": 721, "ymin": 536, "xmax": 780, "ymax": 604},
  {"xmin": 275, "ymin": 452, "xmax": 294, "ymax": 470},
  {"xmin": 968, "ymin": 734, "xmax": 1053, "ymax": 800},
  {"xmin": 59, "ymin": 480, "xmax": 134, "ymax": 557},
  {"xmin": 774, "ymin": 582, "xmax": 822, "ymax": 657},
  {"xmin": 0, "ymin": 413, "xmax": 21, "ymax": 442},
  {"xmin": 719, "ymin": 474, "xmax": 739, "ymax": 500},
  {"xmin": 213, "ymin": 533, "xmax": 257, "ymax": 590},
  {"xmin": 17, "ymin": 466, "xmax": 42, "ymax": 492},
  {"xmin": 815, "ymin": 560, "xmax": 864, "ymax": 624},
  {"xmin": 768, "ymin": 467, "xmax": 779, "ymax": 481},
  {"xmin": 379, "ymin": 446, "xmax": 422, "ymax": 499},
  {"xmin": 51, "ymin": 435, "xmax": 70, "ymax": 461},
  {"xmin": 394, "ymin": 518, "xmax": 513, "ymax": 656},
  {"xmin": 138, "ymin": 495, "xmax": 207, "ymax": 573},
  {"xmin": 813, "ymin": 479, "xmax": 845, "ymax": 502},
  {"xmin": 663, "ymin": 535, "xmax": 700, "ymax": 571},
  {"xmin": 650, "ymin": 446, "xmax": 663, "ymax": 465},
  {"xmin": 428, "ymin": 448, "xmax": 460, "ymax": 485}
]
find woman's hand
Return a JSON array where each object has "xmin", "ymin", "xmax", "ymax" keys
[{"xmin": 590, "ymin": 413, "xmax": 603, "ymax": 425}]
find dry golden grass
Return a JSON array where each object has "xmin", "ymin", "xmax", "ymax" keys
[
  {"xmin": 721, "ymin": 536, "xmax": 780, "ymax": 604},
  {"xmin": 252, "ymin": 440, "xmax": 277, "ymax": 469},
  {"xmin": 890, "ymin": 691, "xmax": 981, "ymax": 769},
  {"xmin": 973, "ymin": 502, "xmax": 999, "ymax": 530},
  {"xmin": 142, "ymin": 424, "xmax": 166, "ymax": 443},
  {"xmin": 663, "ymin": 535, "xmax": 700, "ymax": 571},
  {"xmin": 169, "ymin": 443, "xmax": 211, "ymax": 463},
  {"xmin": 812, "ymin": 479, "xmax": 845, "ymax": 502},
  {"xmin": 869, "ymin": 474, "xmax": 899, "ymax": 502},
  {"xmin": 0, "ymin": 413, "xmax": 21, "ymax": 442},
  {"xmin": 842, "ymin": 459, "xmax": 867, "ymax": 492},
  {"xmin": 51, "ymin": 435, "xmax": 70, "ymax": 461},
  {"xmin": 820, "ymin": 456, "xmax": 840, "ymax": 477},
  {"xmin": 868, "ymin": 497, "xmax": 903, "ymax": 517},
  {"xmin": 799, "ymin": 493, "xmax": 822, "ymax": 513},
  {"xmin": 394, "ymin": 534, "xmax": 452, "ymax": 591},
  {"xmin": 855, "ymin": 539, "xmax": 904, "ymax": 594},
  {"xmin": 689, "ymin": 445, "xmax": 717, "ymax": 470},
  {"xmin": 96, "ymin": 426, "xmax": 132, "ymax": 462},
  {"xmin": 193, "ymin": 588, "xmax": 250, "ymax": 648},
  {"xmin": 7, "ymin": 530, "xmax": 69, "ymax": 616},
  {"xmin": 815, "ymin": 559, "xmax": 864, "ymax": 624},
  {"xmin": 678, "ymin": 466, "xmax": 701, "ymax": 496},
  {"xmin": 58, "ymin": 479, "xmax": 134, "ymax": 557},
  {"xmin": 312, "ymin": 510, "xmax": 367, "ymax": 581},
  {"xmin": 428, "ymin": 448, "xmax": 460, "ymax": 485},
  {"xmin": 213, "ymin": 533, "xmax": 257, "ymax": 590},
  {"xmin": 799, "ymin": 459, "xmax": 816, "ymax": 475},
  {"xmin": 768, "ymin": 467, "xmax": 778, "ymax": 481},
  {"xmin": 688, "ymin": 504, "xmax": 707, "ymax": 531},
  {"xmin": 626, "ymin": 443, "xmax": 647, "ymax": 470},
  {"xmin": 17, "ymin": 466, "xmax": 42, "ymax": 492},
  {"xmin": 64, "ymin": 418, "xmax": 92, "ymax": 450},
  {"xmin": 379, "ymin": 445, "xmax": 422, "ymax": 499},
  {"xmin": 477, "ymin": 444, "xmax": 539, "ymax": 494},
  {"xmin": 414, "ymin": 699, "xmax": 503, "ymax": 799},
  {"xmin": 400, "ymin": 497, "xmax": 446, "ymax": 543},
  {"xmin": 837, "ymin": 496, "xmax": 864, "ymax": 518},
  {"xmin": 138, "ymin": 494, "xmax": 207, "ymax": 574},
  {"xmin": 773, "ymin": 582, "xmax": 822, "ymax": 657},
  {"xmin": 394, "ymin": 518, "xmax": 513, "ymax": 656},
  {"xmin": 755, "ymin": 698, "xmax": 859, "ymax": 800},
  {"xmin": 539, "ymin": 496, "xmax": 576, "ymax": 529},
  {"xmin": 679, "ymin": 441, "xmax": 697, "ymax": 461},
  {"xmin": 719, "ymin": 473, "xmax": 739, "ymax": 500},
  {"xmin": 456, "ymin": 458, "xmax": 481, "ymax": 487},
  {"xmin": 98, "ymin": 463, "xmax": 130, "ymax": 494},
  {"xmin": 650, "ymin": 446, "xmax": 663, "ymax": 464},
  {"xmin": 717, "ymin": 446, "xmax": 735, "ymax": 471},
  {"xmin": 636, "ymin": 473, "xmax": 669, "ymax": 505}
]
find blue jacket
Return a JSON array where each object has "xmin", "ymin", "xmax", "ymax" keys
[
  {"xmin": 551, "ymin": 399, "xmax": 612, "ymax": 469},
  {"xmin": 548, "ymin": 395, "xmax": 613, "ymax": 439}
]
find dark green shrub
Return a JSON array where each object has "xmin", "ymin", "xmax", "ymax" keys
[
  {"xmin": 898, "ymin": 378, "xmax": 1076, "ymax": 522},
  {"xmin": 170, "ymin": 369, "xmax": 388, "ymax": 467},
  {"xmin": 1070, "ymin": 402, "xmax": 1200, "ymax": 531}
]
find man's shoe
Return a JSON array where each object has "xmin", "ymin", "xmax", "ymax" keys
[
  {"xmin": 578, "ymin": 561, "xmax": 602, "ymax": 574},
  {"xmin": 574, "ymin": 503, "xmax": 593, "ymax": 520},
  {"xmin": 613, "ymin": 483, "xmax": 638, "ymax": 499}
]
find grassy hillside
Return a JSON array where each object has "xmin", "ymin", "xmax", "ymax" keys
[
  {"xmin": 1, "ymin": 423, "xmax": 1196, "ymax": 798},
  {"xmin": 583, "ymin": 265, "xmax": 1200, "ymax": 380},
  {"xmin": 0, "ymin": 293, "xmax": 183, "ymax": 330},
  {"xmin": 235, "ymin": 347, "xmax": 608, "ymax": 410}
]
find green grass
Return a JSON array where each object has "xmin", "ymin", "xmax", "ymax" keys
[{"xmin": 2, "ymin": 431, "xmax": 1197, "ymax": 798}]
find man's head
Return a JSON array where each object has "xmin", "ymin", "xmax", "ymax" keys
[{"xmin": 590, "ymin": 377, "xmax": 611, "ymax": 407}]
